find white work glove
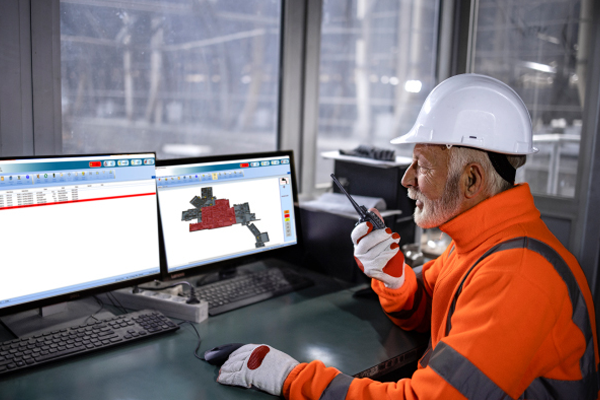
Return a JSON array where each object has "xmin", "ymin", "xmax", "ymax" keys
[
  {"xmin": 217, "ymin": 344, "xmax": 299, "ymax": 396},
  {"xmin": 351, "ymin": 220, "xmax": 407, "ymax": 289}
]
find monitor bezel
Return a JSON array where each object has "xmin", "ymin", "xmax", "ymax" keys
[
  {"xmin": 155, "ymin": 150, "xmax": 303, "ymax": 282},
  {"xmin": 0, "ymin": 151, "xmax": 162, "ymax": 317}
]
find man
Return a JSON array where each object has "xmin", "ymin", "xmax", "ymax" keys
[{"xmin": 216, "ymin": 74, "xmax": 600, "ymax": 399}]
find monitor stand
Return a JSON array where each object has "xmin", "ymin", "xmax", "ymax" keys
[{"xmin": 0, "ymin": 297, "xmax": 116, "ymax": 339}]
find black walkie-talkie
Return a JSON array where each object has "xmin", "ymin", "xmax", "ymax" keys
[{"xmin": 330, "ymin": 174, "xmax": 386, "ymax": 230}]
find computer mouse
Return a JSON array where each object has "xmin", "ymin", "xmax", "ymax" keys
[{"xmin": 203, "ymin": 343, "xmax": 246, "ymax": 366}]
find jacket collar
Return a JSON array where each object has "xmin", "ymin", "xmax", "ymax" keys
[{"xmin": 439, "ymin": 183, "xmax": 540, "ymax": 254}]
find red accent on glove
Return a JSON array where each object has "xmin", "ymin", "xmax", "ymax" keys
[
  {"xmin": 247, "ymin": 345, "xmax": 271, "ymax": 370},
  {"xmin": 381, "ymin": 248, "xmax": 405, "ymax": 278},
  {"xmin": 356, "ymin": 222, "xmax": 373, "ymax": 244},
  {"xmin": 354, "ymin": 257, "xmax": 365, "ymax": 273}
]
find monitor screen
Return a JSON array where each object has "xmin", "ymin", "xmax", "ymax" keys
[
  {"xmin": 155, "ymin": 151, "xmax": 299, "ymax": 277},
  {"xmin": 0, "ymin": 153, "xmax": 161, "ymax": 315}
]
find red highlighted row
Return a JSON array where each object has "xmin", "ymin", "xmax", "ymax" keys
[{"xmin": 0, "ymin": 192, "xmax": 155, "ymax": 211}]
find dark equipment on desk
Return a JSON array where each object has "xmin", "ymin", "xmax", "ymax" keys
[
  {"xmin": 339, "ymin": 145, "xmax": 395, "ymax": 162},
  {"xmin": 330, "ymin": 174, "xmax": 386, "ymax": 230},
  {"xmin": 204, "ymin": 343, "xmax": 246, "ymax": 365},
  {"xmin": 0, "ymin": 309, "xmax": 179, "ymax": 376},
  {"xmin": 300, "ymin": 161, "xmax": 414, "ymax": 282},
  {"xmin": 197, "ymin": 267, "xmax": 314, "ymax": 316}
]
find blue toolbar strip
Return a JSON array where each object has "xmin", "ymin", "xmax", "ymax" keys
[
  {"xmin": 155, "ymin": 157, "xmax": 290, "ymax": 177},
  {"xmin": 0, "ymin": 155, "xmax": 155, "ymax": 174},
  {"xmin": 0, "ymin": 154, "xmax": 155, "ymax": 190}
]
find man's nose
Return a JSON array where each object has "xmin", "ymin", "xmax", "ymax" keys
[{"xmin": 402, "ymin": 163, "xmax": 416, "ymax": 189}]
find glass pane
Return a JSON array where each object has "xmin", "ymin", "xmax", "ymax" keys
[
  {"xmin": 60, "ymin": 0, "xmax": 281, "ymax": 158},
  {"xmin": 316, "ymin": 0, "xmax": 440, "ymax": 185},
  {"xmin": 471, "ymin": 0, "xmax": 584, "ymax": 198}
]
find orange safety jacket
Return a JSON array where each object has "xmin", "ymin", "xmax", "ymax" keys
[{"xmin": 283, "ymin": 183, "xmax": 599, "ymax": 400}]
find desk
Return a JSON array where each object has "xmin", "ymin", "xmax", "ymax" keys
[{"xmin": 0, "ymin": 274, "xmax": 428, "ymax": 400}]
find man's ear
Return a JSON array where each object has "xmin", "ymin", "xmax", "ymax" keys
[{"xmin": 463, "ymin": 163, "xmax": 485, "ymax": 199}]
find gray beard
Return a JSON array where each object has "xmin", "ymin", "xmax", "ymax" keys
[{"xmin": 408, "ymin": 172, "xmax": 462, "ymax": 229}]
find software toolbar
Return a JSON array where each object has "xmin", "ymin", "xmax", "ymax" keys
[
  {"xmin": 0, "ymin": 156, "xmax": 155, "ymax": 190},
  {"xmin": 155, "ymin": 157, "xmax": 292, "ymax": 189},
  {"xmin": 0, "ymin": 169, "xmax": 116, "ymax": 189},
  {"xmin": 156, "ymin": 170, "xmax": 245, "ymax": 187}
]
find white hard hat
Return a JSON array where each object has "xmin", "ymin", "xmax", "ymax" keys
[{"xmin": 391, "ymin": 73, "xmax": 538, "ymax": 155}]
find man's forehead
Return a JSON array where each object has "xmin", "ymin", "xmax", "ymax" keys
[{"xmin": 412, "ymin": 144, "xmax": 449, "ymax": 161}]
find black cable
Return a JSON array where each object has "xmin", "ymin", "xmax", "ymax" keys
[
  {"xmin": 85, "ymin": 296, "xmax": 106, "ymax": 324},
  {"xmin": 101, "ymin": 291, "xmax": 205, "ymax": 361},
  {"xmin": 179, "ymin": 320, "xmax": 205, "ymax": 360},
  {"xmin": 105, "ymin": 291, "xmax": 128, "ymax": 314},
  {"xmin": 97, "ymin": 283, "xmax": 204, "ymax": 360}
]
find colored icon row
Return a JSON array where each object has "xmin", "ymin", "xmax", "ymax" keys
[
  {"xmin": 0, "ymin": 170, "xmax": 116, "ymax": 185},
  {"xmin": 157, "ymin": 170, "xmax": 245, "ymax": 185}
]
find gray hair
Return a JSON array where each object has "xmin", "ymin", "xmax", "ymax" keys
[{"xmin": 447, "ymin": 146, "xmax": 526, "ymax": 196}]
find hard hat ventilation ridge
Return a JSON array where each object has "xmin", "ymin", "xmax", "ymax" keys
[{"xmin": 487, "ymin": 152, "xmax": 516, "ymax": 184}]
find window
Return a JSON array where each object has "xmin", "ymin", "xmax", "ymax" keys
[
  {"xmin": 315, "ymin": 0, "xmax": 440, "ymax": 186},
  {"xmin": 60, "ymin": 0, "xmax": 282, "ymax": 158},
  {"xmin": 471, "ymin": 0, "xmax": 585, "ymax": 197}
]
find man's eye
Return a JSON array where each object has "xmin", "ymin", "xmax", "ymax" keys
[{"xmin": 412, "ymin": 160, "xmax": 428, "ymax": 174}]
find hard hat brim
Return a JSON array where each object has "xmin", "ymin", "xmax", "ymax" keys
[{"xmin": 390, "ymin": 130, "xmax": 539, "ymax": 155}]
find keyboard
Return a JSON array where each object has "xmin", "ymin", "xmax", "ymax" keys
[
  {"xmin": 0, "ymin": 309, "xmax": 179, "ymax": 376},
  {"xmin": 197, "ymin": 267, "xmax": 314, "ymax": 315}
]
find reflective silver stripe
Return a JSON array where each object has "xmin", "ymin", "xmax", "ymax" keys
[
  {"xmin": 442, "ymin": 236, "xmax": 598, "ymax": 399},
  {"xmin": 526, "ymin": 239, "xmax": 592, "ymax": 343},
  {"xmin": 429, "ymin": 341, "xmax": 512, "ymax": 399},
  {"xmin": 524, "ymin": 370, "xmax": 598, "ymax": 400},
  {"xmin": 445, "ymin": 237, "xmax": 526, "ymax": 335},
  {"xmin": 319, "ymin": 373, "xmax": 354, "ymax": 400},
  {"xmin": 431, "ymin": 341, "xmax": 599, "ymax": 400},
  {"xmin": 521, "ymin": 239, "xmax": 599, "ymax": 400}
]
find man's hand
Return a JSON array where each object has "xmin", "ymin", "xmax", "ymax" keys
[
  {"xmin": 217, "ymin": 344, "xmax": 299, "ymax": 396},
  {"xmin": 351, "ymin": 218, "xmax": 406, "ymax": 289}
]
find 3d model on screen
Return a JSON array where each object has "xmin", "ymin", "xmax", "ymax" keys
[{"xmin": 181, "ymin": 187, "xmax": 270, "ymax": 248}]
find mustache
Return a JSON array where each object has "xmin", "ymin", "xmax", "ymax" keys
[{"xmin": 407, "ymin": 188, "xmax": 422, "ymax": 202}]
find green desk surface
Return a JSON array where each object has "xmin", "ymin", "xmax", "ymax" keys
[{"xmin": 0, "ymin": 276, "xmax": 428, "ymax": 400}]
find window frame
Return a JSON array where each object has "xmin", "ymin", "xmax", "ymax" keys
[
  {"xmin": 2, "ymin": 0, "xmax": 600, "ymax": 295},
  {"xmin": 31, "ymin": 0, "xmax": 62, "ymax": 155},
  {"xmin": 0, "ymin": 0, "xmax": 35, "ymax": 156},
  {"xmin": 460, "ymin": 0, "xmax": 600, "ymax": 292}
]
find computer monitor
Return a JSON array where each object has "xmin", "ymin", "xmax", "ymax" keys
[
  {"xmin": 155, "ymin": 151, "xmax": 300, "ymax": 280},
  {"xmin": 0, "ymin": 153, "xmax": 161, "ymax": 323}
]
